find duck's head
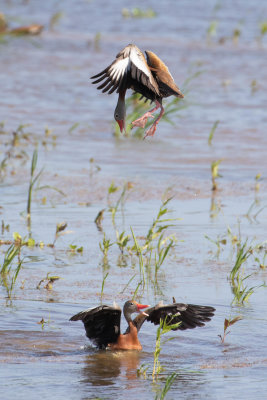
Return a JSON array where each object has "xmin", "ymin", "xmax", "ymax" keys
[{"xmin": 114, "ymin": 96, "xmax": 126, "ymax": 133}]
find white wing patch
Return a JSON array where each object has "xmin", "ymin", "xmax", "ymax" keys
[
  {"xmin": 91, "ymin": 44, "xmax": 159, "ymax": 96},
  {"xmin": 109, "ymin": 57, "xmax": 129, "ymax": 83},
  {"xmin": 129, "ymin": 48, "xmax": 154, "ymax": 85},
  {"xmin": 108, "ymin": 47, "xmax": 154, "ymax": 86}
]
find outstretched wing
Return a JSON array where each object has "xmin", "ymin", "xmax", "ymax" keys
[
  {"xmin": 91, "ymin": 44, "xmax": 160, "ymax": 97},
  {"xmin": 70, "ymin": 304, "xmax": 121, "ymax": 349},
  {"xmin": 130, "ymin": 302, "xmax": 215, "ymax": 333}
]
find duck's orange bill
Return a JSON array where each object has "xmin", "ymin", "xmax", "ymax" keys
[
  {"xmin": 117, "ymin": 120, "xmax": 125, "ymax": 133},
  {"xmin": 136, "ymin": 303, "xmax": 149, "ymax": 310}
]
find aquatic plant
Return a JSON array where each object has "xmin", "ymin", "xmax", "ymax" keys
[
  {"xmin": 93, "ymin": 32, "xmax": 101, "ymax": 51},
  {"xmin": 49, "ymin": 11, "xmax": 64, "ymax": 31},
  {"xmin": 99, "ymin": 233, "xmax": 113, "ymax": 257},
  {"xmin": 229, "ymin": 241, "xmax": 252, "ymax": 285},
  {"xmin": 53, "ymin": 222, "xmax": 68, "ymax": 246},
  {"xmin": 100, "ymin": 272, "xmax": 109, "ymax": 302},
  {"xmin": 37, "ymin": 317, "xmax": 50, "ymax": 330},
  {"xmin": 0, "ymin": 124, "xmax": 31, "ymax": 180},
  {"xmin": 120, "ymin": 273, "xmax": 137, "ymax": 294},
  {"xmin": 144, "ymin": 197, "xmax": 177, "ymax": 248},
  {"xmin": 253, "ymin": 243, "xmax": 267, "ymax": 269},
  {"xmin": 116, "ymin": 230, "xmax": 131, "ymax": 254},
  {"xmin": 27, "ymin": 148, "xmax": 43, "ymax": 227},
  {"xmin": 1, "ymin": 220, "xmax": 10, "ymax": 234},
  {"xmin": 254, "ymin": 173, "xmax": 262, "ymax": 192},
  {"xmin": 251, "ymin": 80, "xmax": 259, "ymax": 94},
  {"xmin": 155, "ymin": 372, "xmax": 177, "ymax": 400},
  {"xmin": 205, "ymin": 234, "xmax": 227, "ymax": 258},
  {"xmin": 208, "ymin": 120, "xmax": 220, "ymax": 146},
  {"xmin": 108, "ymin": 181, "xmax": 133, "ymax": 225},
  {"xmin": 131, "ymin": 228, "xmax": 146, "ymax": 288},
  {"xmin": 68, "ymin": 244, "xmax": 83, "ymax": 254},
  {"xmin": 121, "ymin": 8, "xmax": 156, "ymax": 19},
  {"xmin": 95, "ymin": 209, "xmax": 105, "ymax": 232},
  {"xmin": 154, "ymin": 233, "xmax": 175, "ymax": 276},
  {"xmin": 206, "ymin": 20, "xmax": 218, "ymax": 42},
  {"xmin": 36, "ymin": 273, "xmax": 60, "ymax": 290},
  {"xmin": 229, "ymin": 240, "xmax": 265, "ymax": 304},
  {"xmin": 232, "ymin": 22, "xmax": 243, "ymax": 44},
  {"xmin": 152, "ymin": 316, "xmax": 180, "ymax": 381},
  {"xmin": 0, "ymin": 244, "xmax": 23, "ymax": 299},
  {"xmin": 218, "ymin": 316, "xmax": 243, "ymax": 343},
  {"xmin": 245, "ymin": 199, "xmax": 265, "ymax": 223},
  {"xmin": 209, "ymin": 194, "xmax": 222, "ymax": 219},
  {"xmin": 259, "ymin": 20, "xmax": 267, "ymax": 41},
  {"xmin": 89, "ymin": 157, "xmax": 101, "ymax": 178},
  {"xmin": 211, "ymin": 159, "xmax": 223, "ymax": 191},
  {"xmin": 137, "ymin": 363, "xmax": 149, "ymax": 379}
]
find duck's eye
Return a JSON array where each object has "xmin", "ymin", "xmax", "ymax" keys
[{"xmin": 115, "ymin": 114, "xmax": 119, "ymax": 119}]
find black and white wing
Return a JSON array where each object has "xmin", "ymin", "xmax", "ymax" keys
[
  {"xmin": 70, "ymin": 304, "xmax": 121, "ymax": 349},
  {"xmin": 129, "ymin": 302, "xmax": 215, "ymax": 333},
  {"xmin": 91, "ymin": 44, "xmax": 160, "ymax": 97}
]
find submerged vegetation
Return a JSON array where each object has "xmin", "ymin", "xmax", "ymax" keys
[{"xmin": 121, "ymin": 8, "xmax": 156, "ymax": 19}]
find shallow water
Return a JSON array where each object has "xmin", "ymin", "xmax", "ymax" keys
[{"xmin": 1, "ymin": 1, "xmax": 267, "ymax": 399}]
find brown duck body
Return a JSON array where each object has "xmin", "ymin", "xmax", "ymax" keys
[
  {"xmin": 144, "ymin": 50, "xmax": 183, "ymax": 101},
  {"xmin": 70, "ymin": 300, "xmax": 215, "ymax": 351},
  {"xmin": 91, "ymin": 44, "xmax": 184, "ymax": 137},
  {"xmin": 109, "ymin": 321, "xmax": 142, "ymax": 351}
]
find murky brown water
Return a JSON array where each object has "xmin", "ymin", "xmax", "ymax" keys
[{"xmin": 1, "ymin": 1, "xmax": 267, "ymax": 399}]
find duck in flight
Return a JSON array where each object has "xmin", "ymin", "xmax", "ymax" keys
[
  {"xmin": 91, "ymin": 44, "xmax": 184, "ymax": 138},
  {"xmin": 70, "ymin": 299, "xmax": 215, "ymax": 350}
]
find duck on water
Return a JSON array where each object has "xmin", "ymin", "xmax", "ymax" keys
[{"xmin": 70, "ymin": 299, "xmax": 215, "ymax": 351}]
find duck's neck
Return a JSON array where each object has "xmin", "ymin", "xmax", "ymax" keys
[
  {"xmin": 124, "ymin": 310, "xmax": 132, "ymax": 326},
  {"xmin": 119, "ymin": 89, "xmax": 126, "ymax": 101},
  {"xmin": 115, "ymin": 91, "xmax": 126, "ymax": 116}
]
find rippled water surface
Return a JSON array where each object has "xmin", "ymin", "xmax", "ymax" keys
[{"xmin": 1, "ymin": 1, "xmax": 267, "ymax": 399}]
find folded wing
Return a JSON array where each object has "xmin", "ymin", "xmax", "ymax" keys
[{"xmin": 70, "ymin": 304, "xmax": 121, "ymax": 349}]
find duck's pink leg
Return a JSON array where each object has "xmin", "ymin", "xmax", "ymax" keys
[
  {"xmin": 131, "ymin": 101, "xmax": 161, "ymax": 129},
  {"xmin": 144, "ymin": 103, "xmax": 165, "ymax": 138}
]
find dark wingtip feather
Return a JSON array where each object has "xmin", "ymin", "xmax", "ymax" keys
[{"xmin": 90, "ymin": 67, "xmax": 109, "ymax": 80}]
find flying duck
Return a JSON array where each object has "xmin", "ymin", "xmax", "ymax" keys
[{"xmin": 91, "ymin": 44, "xmax": 184, "ymax": 138}]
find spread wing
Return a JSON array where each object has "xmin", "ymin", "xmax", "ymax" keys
[
  {"xmin": 70, "ymin": 305, "xmax": 121, "ymax": 349},
  {"xmin": 91, "ymin": 44, "xmax": 160, "ymax": 97},
  {"xmin": 130, "ymin": 302, "xmax": 215, "ymax": 333}
]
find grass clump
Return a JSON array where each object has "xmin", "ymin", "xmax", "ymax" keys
[
  {"xmin": 0, "ymin": 244, "xmax": 23, "ymax": 299},
  {"xmin": 229, "ymin": 240, "xmax": 265, "ymax": 304}
]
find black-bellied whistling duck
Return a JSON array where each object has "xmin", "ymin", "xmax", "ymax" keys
[
  {"xmin": 90, "ymin": 44, "xmax": 184, "ymax": 138},
  {"xmin": 70, "ymin": 300, "xmax": 215, "ymax": 351}
]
